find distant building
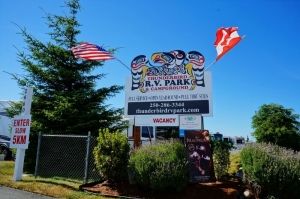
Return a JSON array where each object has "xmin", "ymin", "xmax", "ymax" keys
[
  {"xmin": 0, "ymin": 101, "xmax": 13, "ymax": 138},
  {"xmin": 212, "ymin": 132, "xmax": 223, "ymax": 141},
  {"xmin": 0, "ymin": 101, "xmax": 14, "ymax": 160},
  {"xmin": 235, "ymin": 136, "xmax": 245, "ymax": 144},
  {"xmin": 212, "ymin": 132, "xmax": 248, "ymax": 151},
  {"xmin": 0, "ymin": 101, "xmax": 12, "ymax": 117}
]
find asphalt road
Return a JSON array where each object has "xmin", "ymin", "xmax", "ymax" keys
[{"xmin": 0, "ymin": 186, "xmax": 55, "ymax": 199}]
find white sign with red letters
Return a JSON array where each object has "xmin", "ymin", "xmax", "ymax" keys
[
  {"xmin": 135, "ymin": 115, "xmax": 179, "ymax": 126},
  {"xmin": 10, "ymin": 115, "xmax": 31, "ymax": 149}
]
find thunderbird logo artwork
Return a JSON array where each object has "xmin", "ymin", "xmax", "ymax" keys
[{"xmin": 131, "ymin": 50, "xmax": 205, "ymax": 93}]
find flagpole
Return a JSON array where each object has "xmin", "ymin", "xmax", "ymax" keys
[
  {"xmin": 114, "ymin": 57, "xmax": 131, "ymax": 71},
  {"xmin": 204, "ymin": 60, "xmax": 217, "ymax": 71}
]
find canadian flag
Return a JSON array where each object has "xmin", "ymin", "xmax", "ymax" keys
[{"xmin": 214, "ymin": 27, "xmax": 242, "ymax": 61}]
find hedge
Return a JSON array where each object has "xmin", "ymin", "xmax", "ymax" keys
[{"xmin": 240, "ymin": 143, "xmax": 300, "ymax": 199}]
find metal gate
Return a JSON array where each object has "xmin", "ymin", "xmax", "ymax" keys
[{"xmin": 34, "ymin": 132, "xmax": 101, "ymax": 183}]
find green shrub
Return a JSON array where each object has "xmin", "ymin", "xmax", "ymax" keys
[
  {"xmin": 93, "ymin": 129, "xmax": 130, "ymax": 182},
  {"xmin": 241, "ymin": 143, "xmax": 300, "ymax": 199},
  {"xmin": 212, "ymin": 140, "xmax": 233, "ymax": 180},
  {"xmin": 128, "ymin": 140, "xmax": 188, "ymax": 192},
  {"xmin": 229, "ymin": 152, "xmax": 241, "ymax": 175}
]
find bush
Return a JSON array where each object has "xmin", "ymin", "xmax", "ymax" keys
[
  {"xmin": 128, "ymin": 140, "xmax": 188, "ymax": 192},
  {"xmin": 229, "ymin": 152, "xmax": 241, "ymax": 175},
  {"xmin": 212, "ymin": 140, "xmax": 233, "ymax": 180},
  {"xmin": 240, "ymin": 143, "xmax": 300, "ymax": 199},
  {"xmin": 93, "ymin": 129, "xmax": 130, "ymax": 182}
]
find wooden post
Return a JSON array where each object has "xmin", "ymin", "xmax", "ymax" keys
[{"xmin": 133, "ymin": 126, "xmax": 141, "ymax": 148}]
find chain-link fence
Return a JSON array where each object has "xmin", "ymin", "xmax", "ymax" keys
[{"xmin": 34, "ymin": 133, "xmax": 101, "ymax": 184}]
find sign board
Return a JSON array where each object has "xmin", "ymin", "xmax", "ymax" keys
[
  {"xmin": 125, "ymin": 50, "xmax": 212, "ymax": 117},
  {"xmin": 135, "ymin": 115, "xmax": 179, "ymax": 126},
  {"xmin": 180, "ymin": 115, "xmax": 202, "ymax": 129},
  {"xmin": 179, "ymin": 115, "xmax": 202, "ymax": 137},
  {"xmin": 185, "ymin": 130, "xmax": 212, "ymax": 182},
  {"xmin": 10, "ymin": 115, "xmax": 31, "ymax": 149}
]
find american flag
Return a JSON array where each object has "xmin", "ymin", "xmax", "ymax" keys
[
  {"xmin": 214, "ymin": 27, "xmax": 242, "ymax": 61},
  {"xmin": 71, "ymin": 42, "xmax": 114, "ymax": 61}
]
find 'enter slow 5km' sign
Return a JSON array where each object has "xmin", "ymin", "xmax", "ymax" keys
[{"xmin": 10, "ymin": 115, "xmax": 31, "ymax": 149}]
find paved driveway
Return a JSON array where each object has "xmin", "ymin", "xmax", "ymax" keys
[{"xmin": 0, "ymin": 186, "xmax": 55, "ymax": 199}]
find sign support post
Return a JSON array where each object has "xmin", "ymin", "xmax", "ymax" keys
[
  {"xmin": 201, "ymin": 115, "xmax": 204, "ymax": 130},
  {"xmin": 12, "ymin": 87, "xmax": 33, "ymax": 181},
  {"xmin": 152, "ymin": 126, "xmax": 156, "ymax": 142},
  {"xmin": 13, "ymin": 149, "xmax": 26, "ymax": 181}
]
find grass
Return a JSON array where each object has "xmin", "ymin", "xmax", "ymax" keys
[{"xmin": 0, "ymin": 161, "xmax": 104, "ymax": 199}]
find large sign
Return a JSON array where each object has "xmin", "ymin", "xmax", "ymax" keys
[
  {"xmin": 10, "ymin": 115, "xmax": 31, "ymax": 149},
  {"xmin": 185, "ymin": 130, "xmax": 212, "ymax": 182},
  {"xmin": 125, "ymin": 50, "xmax": 212, "ymax": 117}
]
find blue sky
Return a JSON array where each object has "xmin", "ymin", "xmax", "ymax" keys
[{"xmin": 1, "ymin": 0, "xmax": 299, "ymax": 139}]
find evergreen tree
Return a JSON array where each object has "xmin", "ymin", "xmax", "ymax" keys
[
  {"xmin": 9, "ymin": 0, "xmax": 127, "ymax": 172},
  {"xmin": 13, "ymin": 0, "xmax": 126, "ymax": 136}
]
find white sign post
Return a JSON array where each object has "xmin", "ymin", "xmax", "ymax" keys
[{"xmin": 11, "ymin": 87, "xmax": 33, "ymax": 181}]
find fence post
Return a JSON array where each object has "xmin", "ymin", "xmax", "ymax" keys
[
  {"xmin": 34, "ymin": 132, "xmax": 42, "ymax": 178},
  {"xmin": 83, "ymin": 131, "xmax": 91, "ymax": 184}
]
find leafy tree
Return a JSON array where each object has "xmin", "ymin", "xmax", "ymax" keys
[
  {"xmin": 252, "ymin": 103, "xmax": 300, "ymax": 150},
  {"xmin": 5, "ymin": 101, "xmax": 23, "ymax": 117},
  {"xmin": 10, "ymin": 0, "xmax": 126, "ymax": 171}
]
